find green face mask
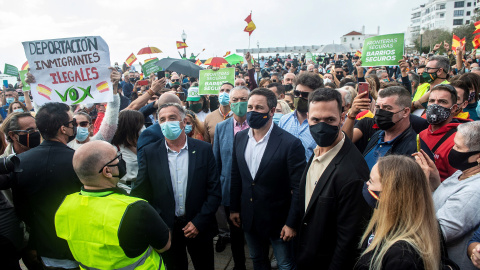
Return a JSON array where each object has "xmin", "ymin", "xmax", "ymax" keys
[
  {"xmin": 231, "ymin": 101, "xmax": 248, "ymax": 117},
  {"xmin": 189, "ymin": 103, "xmax": 203, "ymax": 113},
  {"xmin": 294, "ymin": 97, "xmax": 309, "ymax": 113},
  {"xmin": 422, "ymin": 71, "xmax": 437, "ymax": 84}
]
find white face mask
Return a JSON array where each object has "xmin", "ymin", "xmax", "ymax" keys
[{"xmin": 324, "ymin": 78, "xmax": 332, "ymax": 84}]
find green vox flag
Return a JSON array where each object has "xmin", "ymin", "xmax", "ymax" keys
[
  {"xmin": 198, "ymin": 67, "xmax": 235, "ymax": 95},
  {"xmin": 4, "ymin": 64, "xmax": 19, "ymax": 77},
  {"xmin": 19, "ymin": 70, "xmax": 31, "ymax": 92},
  {"xmin": 361, "ymin": 33, "xmax": 404, "ymax": 67},
  {"xmin": 141, "ymin": 58, "xmax": 162, "ymax": 76}
]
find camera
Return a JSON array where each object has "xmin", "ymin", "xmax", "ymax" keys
[{"xmin": 0, "ymin": 154, "xmax": 21, "ymax": 174}]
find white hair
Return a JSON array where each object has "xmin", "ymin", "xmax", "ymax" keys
[
  {"xmin": 457, "ymin": 121, "xmax": 480, "ymax": 151},
  {"xmin": 337, "ymin": 88, "xmax": 353, "ymax": 107}
]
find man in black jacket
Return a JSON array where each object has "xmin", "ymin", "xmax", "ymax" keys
[
  {"xmin": 363, "ymin": 86, "xmax": 417, "ymax": 170},
  {"xmin": 12, "ymin": 102, "xmax": 82, "ymax": 269},
  {"xmin": 297, "ymin": 88, "xmax": 370, "ymax": 269}
]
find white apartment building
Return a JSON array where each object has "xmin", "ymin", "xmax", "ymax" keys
[
  {"xmin": 406, "ymin": 0, "xmax": 477, "ymax": 45},
  {"xmin": 340, "ymin": 26, "xmax": 379, "ymax": 50}
]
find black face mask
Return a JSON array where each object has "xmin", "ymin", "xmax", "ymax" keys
[
  {"xmin": 67, "ymin": 127, "xmax": 77, "ymax": 143},
  {"xmin": 246, "ymin": 111, "xmax": 270, "ymax": 129},
  {"xmin": 309, "ymin": 122, "xmax": 340, "ymax": 147},
  {"xmin": 336, "ymin": 73, "xmax": 344, "ymax": 80},
  {"xmin": 284, "ymin": 84, "xmax": 293, "ymax": 92},
  {"xmin": 374, "ymin": 108, "xmax": 403, "ymax": 130},
  {"xmin": 18, "ymin": 131, "xmax": 41, "ymax": 149},
  {"xmin": 209, "ymin": 96, "xmax": 219, "ymax": 112},
  {"xmin": 362, "ymin": 183, "xmax": 380, "ymax": 209},
  {"xmin": 112, "ymin": 159, "xmax": 127, "ymax": 179},
  {"xmin": 448, "ymin": 149, "xmax": 480, "ymax": 171}
]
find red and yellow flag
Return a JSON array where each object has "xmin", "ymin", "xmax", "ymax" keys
[
  {"xmin": 452, "ymin": 34, "xmax": 466, "ymax": 54},
  {"xmin": 355, "ymin": 50, "xmax": 362, "ymax": 57},
  {"xmin": 474, "ymin": 21, "xmax": 480, "ymax": 34},
  {"xmin": 244, "ymin": 13, "xmax": 256, "ymax": 36},
  {"xmin": 125, "ymin": 53, "xmax": 137, "ymax": 66},
  {"xmin": 21, "ymin": 61, "xmax": 29, "ymax": 71},
  {"xmin": 473, "ymin": 36, "xmax": 480, "ymax": 49},
  {"xmin": 176, "ymin": 41, "xmax": 188, "ymax": 49},
  {"xmin": 224, "ymin": 51, "xmax": 231, "ymax": 57},
  {"xmin": 195, "ymin": 59, "xmax": 202, "ymax": 65}
]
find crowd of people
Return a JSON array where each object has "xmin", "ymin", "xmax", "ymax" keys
[{"xmin": 2, "ymin": 40, "xmax": 480, "ymax": 270}]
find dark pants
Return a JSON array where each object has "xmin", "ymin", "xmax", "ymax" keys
[
  {"xmin": 0, "ymin": 235, "xmax": 21, "ymax": 270},
  {"xmin": 162, "ymin": 216, "xmax": 214, "ymax": 270},
  {"xmin": 224, "ymin": 206, "xmax": 246, "ymax": 268}
]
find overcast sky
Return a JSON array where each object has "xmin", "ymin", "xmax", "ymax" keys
[{"xmin": 0, "ymin": 0, "xmax": 415, "ymax": 70}]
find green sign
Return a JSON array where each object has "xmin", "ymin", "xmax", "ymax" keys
[
  {"xmin": 19, "ymin": 70, "xmax": 31, "ymax": 92},
  {"xmin": 199, "ymin": 67, "xmax": 235, "ymax": 95},
  {"xmin": 361, "ymin": 33, "xmax": 404, "ymax": 67},
  {"xmin": 141, "ymin": 58, "xmax": 162, "ymax": 76},
  {"xmin": 305, "ymin": 52, "xmax": 315, "ymax": 63},
  {"xmin": 4, "ymin": 64, "xmax": 19, "ymax": 77}
]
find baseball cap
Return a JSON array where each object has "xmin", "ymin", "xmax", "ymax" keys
[{"xmin": 186, "ymin": 87, "xmax": 201, "ymax": 101}]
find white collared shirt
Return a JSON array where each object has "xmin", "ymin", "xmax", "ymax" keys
[
  {"xmin": 165, "ymin": 137, "xmax": 189, "ymax": 217},
  {"xmin": 244, "ymin": 122, "xmax": 274, "ymax": 179}
]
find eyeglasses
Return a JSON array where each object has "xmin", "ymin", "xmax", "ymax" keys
[
  {"xmin": 98, "ymin": 153, "xmax": 123, "ymax": 173},
  {"xmin": 78, "ymin": 121, "xmax": 90, "ymax": 128},
  {"xmin": 12, "ymin": 128, "xmax": 39, "ymax": 134},
  {"xmin": 172, "ymin": 79, "xmax": 180, "ymax": 82},
  {"xmin": 64, "ymin": 118, "xmax": 77, "ymax": 128},
  {"xmin": 293, "ymin": 90, "xmax": 310, "ymax": 99},
  {"xmin": 424, "ymin": 67, "xmax": 440, "ymax": 73}
]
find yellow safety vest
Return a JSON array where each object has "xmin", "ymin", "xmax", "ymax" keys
[
  {"xmin": 412, "ymin": 80, "xmax": 449, "ymax": 102},
  {"xmin": 55, "ymin": 190, "xmax": 165, "ymax": 270}
]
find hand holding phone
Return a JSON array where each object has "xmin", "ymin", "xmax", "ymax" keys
[
  {"xmin": 358, "ymin": 82, "xmax": 371, "ymax": 100},
  {"xmin": 157, "ymin": 71, "xmax": 165, "ymax": 79}
]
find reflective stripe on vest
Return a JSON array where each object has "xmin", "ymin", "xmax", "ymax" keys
[{"xmin": 55, "ymin": 192, "xmax": 164, "ymax": 270}]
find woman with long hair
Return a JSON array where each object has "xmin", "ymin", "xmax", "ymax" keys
[
  {"xmin": 355, "ymin": 155, "xmax": 441, "ymax": 270},
  {"xmin": 7, "ymin": 101, "xmax": 28, "ymax": 114},
  {"xmin": 111, "ymin": 110, "xmax": 145, "ymax": 193},
  {"xmin": 184, "ymin": 110, "xmax": 205, "ymax": 141}
]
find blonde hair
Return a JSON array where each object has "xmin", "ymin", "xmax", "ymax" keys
[
  {"xmin": 366, "ymin": 77, "xmax": 378, "ymax": 100},
  {"xmin": 277, "ymin": 100, "xmax": 291, "ymax": 114},
  {"xmin": 360, "ymin": 155, "xmax": 440, "ymax": 270},
  {"xmin": 259, "ymin": 79, "xmax": 272, "ymax": 88}
]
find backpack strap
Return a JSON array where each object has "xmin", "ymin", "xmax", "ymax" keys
[{"xmin": 431, "ymin": 128, "xmax": 457, "ymax": 154}]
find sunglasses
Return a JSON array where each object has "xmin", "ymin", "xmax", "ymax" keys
[
  {"xmin": 98, "ymin": 153, "xmax": 123, "ymax": 173},
  {"xmin": 293, "ymin": 90, "xmax": 310, "ymax": 99},
  {"xmin": 13, "ymin": 128, "xmax": 39, "ymax": 135},
  {"xmin": 172, "ymin": 79, "xmax": 180, "ymax": 82},
  {"xmin": 78, "ymin": 121, "xmax": 90, "ymax": 128},
  {"xmin": 64, "ymin": 118, "xmax": 77, "ymax": 128}
]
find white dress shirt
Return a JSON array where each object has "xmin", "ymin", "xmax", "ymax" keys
[
  {"xmin": 244, "ymin": 122, "xmax": 274, "ymax": 179},
  {"xmin": 166, "ymin": 137, "xmax": 189, "ymax": 217}
]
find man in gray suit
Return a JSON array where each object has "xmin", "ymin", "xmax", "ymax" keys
[{"xmin": 213, "ymin": 86, "xmax": 250, "ymax": 270}]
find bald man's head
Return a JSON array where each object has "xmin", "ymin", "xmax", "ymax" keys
[
  {"xmin": 157, "ymin": 93, "xmax": 182, "ymax": 115},
  {"xmin": 73, "ymin": 141, "xmax": 117, "ymax": 185}
]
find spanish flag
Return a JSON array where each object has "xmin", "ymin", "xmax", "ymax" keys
[
  {"xmin": 96, "ymin": 81, "xmax": 110, "ymax": 93},
  {"xmin": 37, "ymin": 84, "xmax": 52, "ymax": 100},
  {"xmin": 125, "ymin": 53, "xmax": 137, "ymax": 66},
  {"xmin": 224, "ymin": 51, "xmax": 231, "ymax": 57},
  {"xmin": 195, "ymin": 59, "xmax": 202, "ymax": 66},
  {"xmin": 474, "ymin": 21, "xmax": 480, "ymax": 34},
  {"xmin": 452, "ymin": 34, "xmax": 465, "ymax": 54},
  {"xmin": 473, "ymin": 36, "xmax": 480, "ymax": 49},
  {"xmin": 244, "ymin": 13, "xmax": 256, "ymax": 36},
  {"xmin": 176, "ymin": 41, "xmax": 188, "ymax": 49},
  {"xmin": 355, "ymin": 50, "xmax": 362, "ymax": 57},
  {"xmin": 21, "ymin": 61, "xmax": 29, "ymax": 71}
]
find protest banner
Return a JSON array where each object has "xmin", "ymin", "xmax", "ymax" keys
[
  {"xmin": 198, "ymin": 67, "xmax": 235, "ymax": 95},
  {"xmin": 361, "ymin": 33, "xmax": 404, "ymax": 67},
  {"xmin": 19, "ymin": 70, "xmax": 31, "ymax": 91},
  {"xmin": 22, "ymin": 36, "xmax": 113, "ymax": 105},
  {"xmin": 4, "ymin": 64, "xmax": 19, "ymax": 77},
  {"xmin": 141, "ymin": 58, "xmax": 162, "ymax": 76}
]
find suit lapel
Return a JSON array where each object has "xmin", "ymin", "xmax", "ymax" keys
[
  {"xmin": 304, "ymin": 136, "xmax": 350, "ymax": 216},
  {"xmin": 158, "ymin": 140, "xmax": 174, "ymax": 197},
  {"xmin": 254, "ymin": 125, "xmax": 281, "ymax": 181},
  {"xmin": 237, "ymin": 130, "xmax": 253, "ymax": 182},
  {"xmin": 186, "ymin": 137, "xmax": 196, "ymax": 198}
]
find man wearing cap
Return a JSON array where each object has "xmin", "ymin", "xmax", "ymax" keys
[
  {"xmin": 55, "ymin": 141, "xmax": 171, "ymax": 270},
  {"xmin": 186, "ymin": 87, "xmax": 209, "ymax": 122},
  {"xmin": 204, "ymin": 83, "xmax": 234, "ymax": 143}
]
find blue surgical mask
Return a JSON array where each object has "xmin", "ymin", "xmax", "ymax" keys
[
  {"xmin": 75, "ymin": 126, "xmax": 90, "ymax": 142},
  {"xmin": 273, "ymin": 113, "xmax": 283, "ymax": 125},
  {"xmin": 160, "ymin": 121, "xmax": 183, "ymax": 140},
  {"xmin": 6, "ymin": 97, "xmax": 14, "ymax": 104},
  {"xmin": 185, "ymin": 124, "xmax": 193, "ymax": 134},
  {"xmin": 219, "ymin": 92, "xmax": 230, "ymax": 106},
  {"xmin": 13, "ymin": 108, "xmax": 24, "ymax": 113},
  {"xmin": 19, "ymin": 96, "xmax": 25, "ymax": 102}
]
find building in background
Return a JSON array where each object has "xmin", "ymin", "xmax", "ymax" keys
[
  {"xmin": 406, "ymin": 0, "xmax": 477, "ymax": 45},
  {"xmin": 340, "ymin": 26, "xmax": 379, "ymax": 51}
]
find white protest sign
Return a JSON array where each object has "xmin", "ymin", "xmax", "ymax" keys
[{"xmin": 22, "ymin": 36, "xmax": 113, "ymax": 105}]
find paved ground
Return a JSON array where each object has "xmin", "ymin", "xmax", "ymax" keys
[{"xmin": 20, "ymin": 238, "xmax": 274, "ymax": 270}]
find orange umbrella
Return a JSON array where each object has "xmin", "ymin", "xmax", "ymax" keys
[
  {"xmin": 137, "ymin": 46, "xmax": 162, "ymax": 55},
  {"xmin": 204, "ymin": 57, "xmax": 228, "ymax": 67}
]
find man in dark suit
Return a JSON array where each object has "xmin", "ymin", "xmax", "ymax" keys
[
  {"xmin": 11, "ymin": 102, "xmax": 82, "ymax": 269},
  {"xmin": 131, "ymin": 103, "xmax": 221, "ymax": 270},
  {"xmin": 136, "ymin": 93, "xmax": 182, "ymax": 158},
  {"xmin": 296, "ymin": 88, "xmax": 371, "ymax": 269},
  {"xmin": 230, "ymin": 88, "xmax": 306, "ymax": 270}
]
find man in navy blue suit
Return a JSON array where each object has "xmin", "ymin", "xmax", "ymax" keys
[
  {"xmin": 132, "ymin": 103, "xmax": 221, "ymax": 270},
  {"xmin": 230, "ymin": 88, "xmax": 306, "ymax": 270}
]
